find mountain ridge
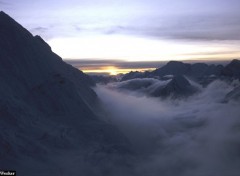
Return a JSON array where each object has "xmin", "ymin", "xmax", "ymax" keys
[
  {"xmin": 0, "ymin": 11, "xmax": 131, "ymax": 175},
  {"xmin": 120, "ymin": 60, "xmax": 239, "ymax": 84}
]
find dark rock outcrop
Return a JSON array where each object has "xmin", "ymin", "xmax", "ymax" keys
[
  {"xmin": 221, "ymin": 59, "xmax": 240, "ymax": 79},
  {"xmin": 153, "ymin": 61, "xmax": 191, "ymax": 76},
  {"xmin": 121, "ymin": 71, "xmax": 145, "ymax": 81},
  {"xmin": 151, "ymin": 75, "xmax": 198, "ymax": 98}
]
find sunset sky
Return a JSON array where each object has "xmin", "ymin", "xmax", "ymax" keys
[{"xmin": 1, "ymin": 0, "xmax": 240, "ymax": 75}]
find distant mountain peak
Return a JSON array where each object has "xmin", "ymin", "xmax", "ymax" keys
[
  {"xmin": 166, "ymin": 60, "xmax": 184, "ymax": 65},
  {"xmin": 153, "ymin": 60, "xmax": 191, "ymax": 76},
  {"xmin": 150, "ymin": 75, "xmax": 198, "ymax": 98},
  {"xmin": 222, "ymin": 59, "xmax": 240, "ymax": 79},
  {"xmin": 232, "ymin": 59, "xmax": 239, "ymax": 61}
]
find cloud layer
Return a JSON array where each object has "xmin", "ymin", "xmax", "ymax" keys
[{"xmin": 95, "ymin": 79, "xmax": 240, "ymax": 176}]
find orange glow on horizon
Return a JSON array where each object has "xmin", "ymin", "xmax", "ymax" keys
[{"xmin": 81, "ymin": 66, "xmax": 156, "ymax": 75}]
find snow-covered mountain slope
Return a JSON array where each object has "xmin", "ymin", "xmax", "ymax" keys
[{"xmin": 0, "ymin": 11, "xmax": 131, "ymax": 175}]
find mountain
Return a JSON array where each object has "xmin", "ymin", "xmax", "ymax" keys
[
  {"xmin": 121, "ymin": 61, "xmax": 224, "ymax": 85},
  {"xmin": 150, "ymin": 75, "xmax": 198, "ymax": 98},
  {"xmin": 90, "ymin": 75, "xmax": 117, "ymax": 84},
  {"xmin": 116, "ymin": 78, "xmax": 158, "ymax": 91},
  {"xmin": 115, "ymin": 76, "xmax": 198, "ymax": 99},
  {"xmin": 121, "ymin": 71, "xmax": 145, "ymax": 81},
  {"xmin": 0, "ymin": 11, "xmax": 130, "ymax": 175},
  {"xmin": 152, "ymin": 61, "xmax": 223, "ymax": 83},
  {"xmin": 221, "ymin": 59, "xmax": 240, "ymax": 79},
  {"xmin": 153, "ymin": 61, "xmax": 191, "ymax": 76}
]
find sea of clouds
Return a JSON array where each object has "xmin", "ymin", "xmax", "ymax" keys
[{"xmin": 94, "ymin": 79, "xmax": 240, "ymax": 176}]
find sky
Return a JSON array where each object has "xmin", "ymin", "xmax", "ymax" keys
[{"xmin": 1, "ymin": 0, "xmax": 240, "ymax": 74}]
